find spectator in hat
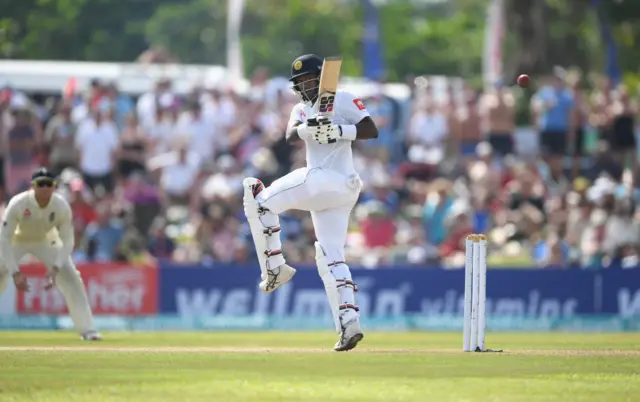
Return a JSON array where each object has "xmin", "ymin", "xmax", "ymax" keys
[
  {"xmin": 44, "ymin": 100, "xmax": 78, "ymax": 175},
  {"xmin": 6, "ymin": 93, "xmax": 39, "ymax": 195}
]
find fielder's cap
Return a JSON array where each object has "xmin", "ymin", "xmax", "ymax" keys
[{"xmin": 31, "ymin": 167, "xmax": 56, "ymax": 182}]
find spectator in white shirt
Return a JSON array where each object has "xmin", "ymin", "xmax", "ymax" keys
[
  {"xmin": 201, "ymin": 89, "xmax": 235, "ymax": 151},
  {"xmin": 137, "ymin": 78, "xmax": 173, "ymax": 129},
  {"xmin": 146, "ymin": 93, "xmax": 178, "ymax": 156},
  {"xmin": 157, "ymin": 144, "xmax": 202, "ymax": 207},
  {"xmin": 75, "ymin": 107, "xmax": 119, "ymax": 196},
  {"xmin": 407, "ymin": 100, "xmax": 449, "ymax": 164},
  {"xmin": 177, "ymin": 101, "xmax": 218, "ymax": 164}
]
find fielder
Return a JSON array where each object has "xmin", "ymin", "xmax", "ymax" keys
[
  {"xmin": 0, "ymin": 168, "xmax": 101, "ymax": 341},
  {"xmin": 243, "ymin": 54, "xmax": 378, "ymax": 351}
]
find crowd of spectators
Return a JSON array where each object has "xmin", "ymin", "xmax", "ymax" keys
[{"xmin": 0, "ymin": 67, "xmax": 638, "ymax": 269}]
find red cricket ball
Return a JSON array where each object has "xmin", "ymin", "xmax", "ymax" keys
[{"xmin": 517, "ymin": 74, "xmax": 530, "ymax": 88}]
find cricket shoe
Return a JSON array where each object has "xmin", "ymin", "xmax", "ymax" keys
[
  {"xmin": 334, "ymin": 318, "xmax": 364, "ymax": 352},
  {"xmin": 259, "ymin": 264, "xmax": 296, "ymax": 293},
  {"xmin": 81, "ymin": 330, "xmax": 102, "ymax": 341}
]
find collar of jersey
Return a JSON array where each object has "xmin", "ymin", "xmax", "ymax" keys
[{"xmin": 29, "ymin": 189, "xmax": 52, "ymax": 209}]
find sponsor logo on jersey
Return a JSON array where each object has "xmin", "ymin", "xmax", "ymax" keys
[
  {"xmin": 353, "ymin": 98, "xmax": 366, "ymax": 110},
  {"xmin": 23, "ymin": 209, "xmax": 31, "ymax": 217}
]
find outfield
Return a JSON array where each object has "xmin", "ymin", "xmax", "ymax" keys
[{"xmin": 0, "ymin": 332, "xmax": 638, "ymax": 401}]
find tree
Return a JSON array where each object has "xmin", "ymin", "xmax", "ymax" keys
[
  {"xmin": 506, "ymin": 0, "xmax": 640, "ymax": 84},
  {"xmin": 143, "ymin": 0, "xmax": 486, "ymax": 80},
  {"xmin": 2, "ymin": 0, "xmax": 640, "ymax": 87},
  {"xmin": 0, "ymin": 0, "xmax": 176, "ymax": 61}
]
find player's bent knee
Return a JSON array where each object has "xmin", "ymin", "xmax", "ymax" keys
[{"xmin": 242, "ymin": 177, "xmax": 264, "ymax": 199}]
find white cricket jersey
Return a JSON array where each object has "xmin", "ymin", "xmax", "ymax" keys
[
  {"xmin": 0, "ymin": 190, "xmax": 74, "ymax": 273},
  {"xmin": 288, "ymin": 90, "xmax": 370, "ymax": 175}
]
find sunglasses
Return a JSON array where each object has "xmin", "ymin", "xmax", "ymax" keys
[{"xmin": 34, "ymin": 180, "xmax": 55, "ymax": 188}]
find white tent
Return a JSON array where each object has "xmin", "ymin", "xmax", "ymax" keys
[
  {"xmin": 0, "ymin": 59, "xmax": 457, "ymax": 101},
  {"xmin": 0, "ymin": 60, "xmax": 247, "ymax": 95}
]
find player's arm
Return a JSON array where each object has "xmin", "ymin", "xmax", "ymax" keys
[
  {"xmin": 285, "ymin": 103, "xmax": 308, "ymax": 144},
  {"xmin": 336, "ymin": 94, "xmax": 379, "ymax": 140},
  {"xmin": 352, "ymin": 116, "xmax": 378, "ymax": 140},
  {"xmin": 0, "ymin": 197, "xmax": 22, "ymax": 275},
  {"xmin": 313, "ymin": 93, "xmax": 378, "ymax": 144},
  {"xmin": 286, "ymin": 120, "xmax": 304, "ymax": 144},
  {"xmin": 54, "ymin": 200, "xmax": 75, "ymax": 269}
]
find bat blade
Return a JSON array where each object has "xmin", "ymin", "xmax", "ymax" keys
[{"xmin": 316, "ymin": 56, "xmax": 342, "ymax": 118}]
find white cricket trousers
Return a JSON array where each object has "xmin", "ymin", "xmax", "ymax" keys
[
  {"xmin": 258, "ymin": 167, "xmax": 361, "ymax": 263},
  {"xmin": 0, "ymin": 243, "xmax": 95, "ymax": 333}
]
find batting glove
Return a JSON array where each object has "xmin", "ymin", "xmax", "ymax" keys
[
  {"xmin": 309, "ymin": 116, "xmax": 341, "ymax": 144},
  {"xmin": 296, "ymin": 116, "xmax": 328, "ymax": 141}
]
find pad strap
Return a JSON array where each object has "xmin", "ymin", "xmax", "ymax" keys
[
  {"xmin": 336, "ymin": 279, "xmax": 358, "ymax": 292},
  {"xmin": 339, "ymin": 303, "xmax": 360, "ymax": 312},
  {"xmin": 264, "ymin": 249, "xmax": 282, "ymax": 258},
  {"xmin": 263, "ymin": 226, "xmax": 281, "ymax": 235}
]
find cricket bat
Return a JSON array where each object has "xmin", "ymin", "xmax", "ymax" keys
[{"xmin": 315, "ymin": 56, "xmax": 342, "ymax": 118}]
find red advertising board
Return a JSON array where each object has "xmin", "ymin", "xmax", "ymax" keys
[{"xmin": 17, "ymin": 263, "xmax": 158, "ymax": 315}]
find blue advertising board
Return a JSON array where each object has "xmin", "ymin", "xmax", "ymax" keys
[
  {"xmin": 158, "ymin": 263, "xmax": 640, "ymax": 320},
  {"xmin": 3, "ymin": 264, "xmax": 640, "ymax": 331}
]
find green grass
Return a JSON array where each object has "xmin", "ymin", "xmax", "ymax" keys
[{"xmin": 0, "ymin": 331, "xmax": 638, "ymax": 401}]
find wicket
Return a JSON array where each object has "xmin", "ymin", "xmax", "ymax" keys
[{"xmin": 463, "ymin": 234, "xmax": 487, "ymax": 352}]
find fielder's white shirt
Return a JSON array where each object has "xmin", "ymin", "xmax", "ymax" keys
[
  {"xmin": 0, "ymin": 190, "xmax": 74, "ymax": 274},
  {"xmin": 287, "ymin": 91, "xmax": 370, "ymax": 175}
]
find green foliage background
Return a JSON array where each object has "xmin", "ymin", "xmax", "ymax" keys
[{"xmin": 1, "ymin": 0, "xmax": 639, "ymax": 89}]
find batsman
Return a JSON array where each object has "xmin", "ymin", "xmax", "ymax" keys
[{"xmin": 243, "ymin": 54, "xmax": 378, "ymax": 351}]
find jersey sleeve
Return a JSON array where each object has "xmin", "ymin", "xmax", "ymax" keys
[
  {"xmin": 54, "ymin": 198, "xmax": 74, "ymax": 268},
  {"xmin": 337, "ymin": 91, "xmax": 370, "ymax": 124},
  {"xmin": 0, "ymin": 196, "xmax": 22, "ymax": 274},
  {"xmin": 287, "ymin": 103, "xmax": 306, "ymax": 129}
]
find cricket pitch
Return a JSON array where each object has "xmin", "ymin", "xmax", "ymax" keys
[{"xmin": 0, "ymin": 331, "xmax": 638, "ymax": 401}]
